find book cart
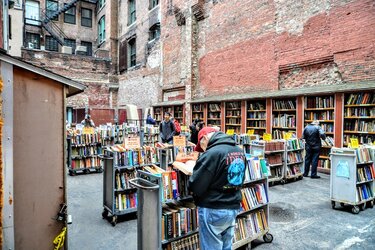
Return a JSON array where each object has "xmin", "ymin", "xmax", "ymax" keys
[
  {"xmin": 330, "ymin": 146, "xmax": 375, "ymax": 214},
  {"xmin": 67, "ymin": 131, "xmax": 103, "ymax": 176},
  {"xmin": 233, "ymin": 150, "xmax": 273, "ymax": 249},
  {"xmin": 284, "ymin": 138, "xmax": 305, "ymax": 182},
  {"xmin": 101, "ymin": 144, "xmax": 161, "ymax": 226},
  {"xmin": 263, "ymin": 140, "xmax": 286, "ymax": 185}
]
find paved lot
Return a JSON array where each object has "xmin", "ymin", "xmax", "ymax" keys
[{"xmin": 67, "ymin": 173, "xmax": 375, "ymax": 250}]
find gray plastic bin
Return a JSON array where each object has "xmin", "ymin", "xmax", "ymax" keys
[{"xmin": 129, "ymin": 178, "xmax": 161, "ymax": 250}]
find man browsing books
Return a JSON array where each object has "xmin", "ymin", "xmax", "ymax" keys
[
  {"xmin": 81, "ymin": 114, "xmax": 95, "ymax": 128},
  {"xmin": 159, "ymin": 112, "xmax": 176, "ymax": 144},
  {"xmin": 302, "ymin": 120, "xmax": 326, "ymax": 178},
  {"xmin": 188, "ymin": 127, "xmax": 246, "ymax": 250}
]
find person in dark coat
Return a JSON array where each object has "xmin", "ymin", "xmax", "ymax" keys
[
  {"xmin": 189, "ymin": 118, "xmax": 201, "ymax": 144},
  {"xmin": 302, "ymin": 120, "xmax": 326, "ymax": 178},
  {"xmin": 159, "ymin": 112, "xmax": 176, "ymax": 144},
  {"xmin": 188, "ymin": 127, "xmax": 246, "ymax": 250}
]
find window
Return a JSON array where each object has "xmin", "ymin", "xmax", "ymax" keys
[
  {"xmin": 46, "ymin": 0, "xmax": 58, "ymax": 21},
  {"xmin": 25, "ymin": 0, "xmax": 40, "ymax": 25},
  {"xmin": 149, "ymin": 0, "xmax": 159, "ymax": 9},
  {"xmin": 149, "ymin": 23, "xmax": 160, "ymax": 41},
  {"xmin": 98, "ymin": 0, "xmax": 106, "ymax": 9},
  {"xmin": 98, "ymin": 16, "xmax": 106, "ymax": 44},
  {"xmin": 45, "ymin": 36, "xmax": 58, "ymax": 51},
  {"xmin": 81, "ymin": 8, "xmax": 92, "ymax": 27},
  {"xmin": 25, "ymin": 32, "xmax": 40, "ymax": 49},
  {"xmin": 64, "ymin": 6, "xmax": 76, "ymax": 24},
  {"xmin": 128, "ymin": 0, "xmax": 136, "ymax": 25},
  {"xmin": 81, "ymin": 41, "xmax": 92, "ymax": 56},
  {"xmin": 128, "ymin": 38, "xmax": 136, "ymax": 67},
  {"xmin": 64, "ymin": 38, "xmax": 76, "ymax": 54},
  {"xmin": 119, "ymin": 41, "xmax": 127, "ymax": 72}
]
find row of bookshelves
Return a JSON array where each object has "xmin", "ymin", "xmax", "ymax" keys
[
  {"xmin": 154, "ymin": 105, "xmax": 185, "ymax": 124},
  {"xmin": 175, "ymin": 92, "xmax": 374, "ymax": 150}
]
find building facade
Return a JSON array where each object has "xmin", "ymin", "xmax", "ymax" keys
[{"xmin": 3, "ymin": 0, "xmax": 374, "ymax": 124}]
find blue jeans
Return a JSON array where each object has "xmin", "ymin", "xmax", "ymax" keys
[{"xmin": 198, "ymin": 207, "xmax": 238, "ymax": 250}]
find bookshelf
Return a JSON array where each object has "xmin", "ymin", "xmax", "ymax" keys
[
  {"xmin": 285, "ymin": 139, "xmax": 304, "ymax": 181},
  {"xmin": 67, "ymin": 132, "xmax": 103, "ymax": 176},
  {"xmin": 136, "ymin": 159, "xmax": 200, "ymax": 249},
  {"xmin": 173, "ymin": 105, "xmax": 184, "ymax": 124},
  {"xmin": 102, "ymin": 145, "xmax": 160, "ymax": 226},
  {"xmin": 304, "ymin": 95, "xmax": 335, "ymax": 173},
  {"xmin": 191, "ymin": 103, "xmax": 205, "ymax": 121},
  {"xmin": 143, "ymin": 126, "xmax": 160, "ymax": 147},
  {"xmin": 343, "ymin": 92, "xmax": 375, "ymax": 146},
  {"xmin": 272, "ymin": 98, "xmax": 297, "ymax": 139},
  {"xmin": 263, "ymin": 140, "xmax": 286, "ymax": 184},
  {"xmin": 225, "ymin": 101, "xmax": 242, "ymax": 134},
  {"xmin": 233, "ymin": 154, "xmax": 273, "ymax": 249},
  {"xmin": 247, "ymin": 100, "xmax": 266, "ymax": 137},
  {"xmin": 330, "ymin": 146, "xmax": 375, "ymax": 214},
  {"xmin": 154, "ymin": 107, "xmax": 163, "ymax": 124},
  {"xmin": 207, "ymin": 102, "xmax": 222, "ymax": 129}
]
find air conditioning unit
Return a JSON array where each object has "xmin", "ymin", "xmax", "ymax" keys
[
  {"xmin": 28, "ymin": 43, "xmax": 34, "ymax": 49},
  {"xmin": 75, "ymin": 46, "xmax": 87, "ymax": 56},
  {"xmin": 62, "ymin": 46, "xmax": 73, "ymax": 54},
  {"xmin": 40, "ymin": 45, "xmax": 45, "ymax": 51}
]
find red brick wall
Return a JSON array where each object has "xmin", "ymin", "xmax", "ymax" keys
[
  {"xmin": 90, "ymin": 109, "xmax": 115, "ymax": 126},
  {"xmin": 192, "ymin": 0, "xmax": 375, "ymax": 97}
]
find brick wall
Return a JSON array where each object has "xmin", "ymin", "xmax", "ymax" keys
[
  {"xmin": 21, "ymin": 48, "xmax": 112, "ymax": 109},
  {"xmin": 168, "ymin": 0, "xmax": 375, "ymax": 98}
]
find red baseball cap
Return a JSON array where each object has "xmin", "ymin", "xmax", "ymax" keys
[{"xmin": 194, "ymin": 127, "xmax": 217, "ymax": 152}]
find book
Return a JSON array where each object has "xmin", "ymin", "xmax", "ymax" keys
[
  {"xmin": 240, "ymin": 183, "xmax": 269, "ymax": 212},
  {"xmin": 234, "ymin": 209, "xmax": 269, "ymax": 243}
]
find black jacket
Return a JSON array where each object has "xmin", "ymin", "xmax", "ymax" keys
[
  {"xmin": 159, "ymin": 120, "xmax": 176, "ymax": 143},
  {"xmin": 188, "ymin": 132, "xmax": 245, "ymax": 209},
  {"xmin": 189, "ymin": 123, "xmax": 198, "ymax": 144},
  {"xmin": 302, "ymin": 124, "xmax": 326, "ymax": 149}
]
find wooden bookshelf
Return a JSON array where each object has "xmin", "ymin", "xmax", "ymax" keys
[
  {"xmin": 304, "ymin": 95, "xmax": 335, "ymax": 173},
  {"xmin": 173, "ymin": 105, "xmax": 184, "ymax": 124},
  {"xmin": 247, "ymin": 100, "xmax": 266, "ymax": 137},
  {"xmin": 343, "ymin": 92, "xmax": 375, "ymax": 146},
  {"xmin": 154, "ymin": 107, "xmax": 163, "ymax": 124},
  {"xmin": 225, "ymin": 101, "xmax": 242, "ymax": 134},
  {"xmin": 207, "ymin": 102, "xmax": 222, "ymax": 128},
  {"xmin": 191, "ymin": 103, "xmax": 205, "ymax": 122},
  {"xmin": 272, "ymin": 98, "xmax": 297, "ymax": 139}
]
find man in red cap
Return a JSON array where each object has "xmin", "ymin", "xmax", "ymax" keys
[{"xmin": 188, "ymin": 127, "xmax": 246, "ymax": 250}]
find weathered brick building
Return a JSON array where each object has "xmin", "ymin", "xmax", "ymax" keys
[{"xmin": 8, "ymin": 0, "xmax": 375, "ymax": 124}]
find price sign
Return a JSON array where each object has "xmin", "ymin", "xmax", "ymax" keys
[
  {"xmin": 226, "ymin": 129, "xmax": 235, "ymax": 135},
  {"xmin": 124, "ymin": 136, "xmax": 141, "ymax": 149},
  {"xmin": 263, "ymin": 133, "xmax": 272, "ymax": 142},
  {"xmin": 247, "ymin": 129, "xmax": 255, "ymax": 135},
  {"xmin": 350, "ymin": 138, "xmax": 359, "ymax": 149},
  {"xmin": 173, "ymin": 136, "xmax": 187, "ymax": 147},
  {"xmin": 283, "ymin": 132, "xmax": 293, "ymax": 140},
  {"xmin": 82, "ymin": 127, "xmax": 95, "ymax": 134}
]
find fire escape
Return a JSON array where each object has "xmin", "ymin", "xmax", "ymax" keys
[{"xmin": 40, "ymin": 0, "xmax": 84, "ymax": 46}]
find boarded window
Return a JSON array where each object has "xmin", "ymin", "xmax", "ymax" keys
[{"xmin": 119, "ymin": 40, "xmax": 127, "ymax": 72}]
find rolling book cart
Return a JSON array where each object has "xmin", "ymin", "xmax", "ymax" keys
[
  {"xmin": 285, "ymin": 138, "xmax": 305, "ymax": 182},
  {"xmin": 330, "ymin": 147, "xmax": 375, "ymax": 214},
  {"xmin": 233, "ymin": 150, "xmax": 273, "ymax": 249},
  {"xmin": 67, "ymin": 132, "xmax": 103, "ymax": 176},
  {"xmin": 101, "ymin": 145, "xmax": 160, "ymax": 226},
  {"xmin": 134, "ymin": 165, "xmax": 199, "ymax": 250},
  {"xmin": 263, "ymin": 140, "xmax": 286, "ymax": 185}
]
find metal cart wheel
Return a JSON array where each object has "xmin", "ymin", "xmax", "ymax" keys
[
  {"xmin": 102, "ymin": 210, "xmax": 108, "ymax": 219},
  {"xmin": 69, "ymin": 170, "xmax": 76, "ymax": 176},
  {"xmin": 263, "ymin": 233, "xmax": 273, "ymax": 243},
  {"xmin": 111, "ymin": 215, "xmax": 117, "ymax": 226},
  {"xmin": 352, "ymin": 206, "xmax": 360, "ymax": 214},
  {"xmin": 299, "ymin": 175, "xmax": 303, "ymax": 180},
  {"xmin": 84, "ymin": 168, "xmax": 91, "ymax": 174},
  {"xmin": 96, "ymin": 167, "xmax": 104, "ymax": 173},
  {"xmin": 340, "ymin": 202, "xmax": 345, "ymax": 207},
  {"xmin": 281, "ymin": 180, "xmax": 286, "ymax": 185},
  {"xmin": 331, "ymin": 201, "xmax": 336, "ymax": 209}
]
